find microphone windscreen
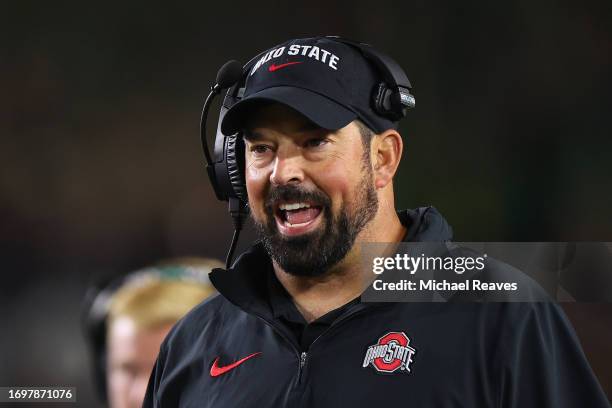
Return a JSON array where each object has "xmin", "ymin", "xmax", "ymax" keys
[{"xmin": 216, "ymin": 60, "xmax": 243, "ymax": 89}]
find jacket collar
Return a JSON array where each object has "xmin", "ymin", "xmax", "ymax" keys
[
  {"xmin": 209, "ymin": 243, "xmax": 273, "ymax": 317},
  {"xmin": 399, "ymin": 207, "xmax": 453, "ymax": 242}
]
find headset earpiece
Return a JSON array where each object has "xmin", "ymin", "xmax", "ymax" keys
[
  {"xmin": 371, "ymin": 82, "xmax": 416, "ymax": 121},
  {"xmin": 224, "ymin": 133, "xmax": 247, "ymax": 201},
  {"xmin": 209, "ymin": 82, "xmax": 249, "ymax": 204},
  {"xmin": 373, "ymin": 83, "xmax": 398, "ymax": 121},
  {"xmin": 326, "ymin": 36, "xmax": 415, "ymax": 121}
]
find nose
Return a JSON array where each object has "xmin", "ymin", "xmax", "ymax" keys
[{"xmin": 269, "ymin": 148, "xmax": 305, "ymax": 186}]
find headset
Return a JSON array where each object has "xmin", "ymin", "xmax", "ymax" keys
[
  {"xmin": 200, "ymin": 36, "xmax": 415, "ymax": 268},
  {"xmin": 80, "ymin": 265, "xmax": 213, "ymax": 402}
]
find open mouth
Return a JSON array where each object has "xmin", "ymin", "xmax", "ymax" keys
[{"xmin": 274, "ymin": 201, "xmax": 324, "ymax": 237}]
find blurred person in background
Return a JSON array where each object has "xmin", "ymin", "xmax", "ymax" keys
[{"xmin": 81, "ymin": 257, "xmax": 222, "ymax": 408}]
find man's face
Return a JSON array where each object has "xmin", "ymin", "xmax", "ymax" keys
[
  {"xmin": 244, "ymin": 104, "xmax": 378, "ymax": 276},
  {"xmin": 107, "ymin": 318, "xmax": 173, "ymax": 408}
]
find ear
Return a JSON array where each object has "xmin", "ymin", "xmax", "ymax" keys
[{"xmin": 371, "ymin": 129, "xmax": 403, "ymax": 189}]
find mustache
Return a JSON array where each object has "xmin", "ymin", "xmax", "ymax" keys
[{"xmin": 264, "ymin": 185, "xmax": 331, "ymax": 213}]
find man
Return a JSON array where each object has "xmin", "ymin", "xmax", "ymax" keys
[
  {"xmin": 82, "ymin": 257, "xmax": 220, "ymax": 408},
  {"xmin": 143, "ymin": 37, "xmax": 610, "ymax": 407}
]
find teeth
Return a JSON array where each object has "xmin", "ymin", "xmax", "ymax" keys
[{"xmin": 279, "ymin": 202, "xmax": 311, "ymax": 211}]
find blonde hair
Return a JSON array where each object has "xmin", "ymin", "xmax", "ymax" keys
[{"xmin": 107, "ymin": 257, "xmax": 221, "ymax": 331}]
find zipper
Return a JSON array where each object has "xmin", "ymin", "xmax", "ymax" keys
[
  {"xmin": 298, "ymin": 351, "xmax": 308, "ymax": 383},
  {"xmin": 250, "ymin": 313, "xmax": 303, "ymax": 376},
  {"xmin": 295, "ymin": 305, "xmax": 371, "ymax": 384},
  {"xmin": 300, "ymin": 351, "xmax": 307, "ymax": 368}
]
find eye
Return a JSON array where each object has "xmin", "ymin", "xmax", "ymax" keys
[
  {"xmin": 249, "ymin": 144, "xmax": 273, "ymax": 156},
  {"xmin": 304, "ymin": 137, "xmax": 329, "ymax": 149}
]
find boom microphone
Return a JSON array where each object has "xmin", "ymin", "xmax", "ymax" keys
[{"xmin": 215, "ymin": 60, "xmax": 243, "ymax": 90}]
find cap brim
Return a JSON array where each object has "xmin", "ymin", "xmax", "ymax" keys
[{"xmin": 220, "ymin": 86, "xmax": 357, "ymax": 135}]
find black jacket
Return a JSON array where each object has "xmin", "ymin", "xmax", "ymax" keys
[{"xmin": 143, "ymin": 207, "xmax": 610, "ymax": 407}]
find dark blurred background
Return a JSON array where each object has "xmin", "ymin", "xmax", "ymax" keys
[{"xmin": 1, "ymin": 0, "xmax": 611, "ymax": 406}]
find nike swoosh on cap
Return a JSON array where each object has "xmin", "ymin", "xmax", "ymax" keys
[
  {"xmin": 268, "ymin": 61, "xmax": 302, "ymax": 72},
  {"xmin": 210, "ymin": 352, "xmax": 262, "ymax": 377}
]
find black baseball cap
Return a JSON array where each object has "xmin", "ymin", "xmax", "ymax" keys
[{"xmin": 220, "ymin": 36, "xmax": 400, "ymax": 135}]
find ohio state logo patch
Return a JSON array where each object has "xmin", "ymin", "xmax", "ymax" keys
[{"xmin": 362, "ymin": 331, "xmax": 417, "ymax": 374}]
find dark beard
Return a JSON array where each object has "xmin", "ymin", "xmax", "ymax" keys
[{"xmin": 251, "ymin": 169, "xmax": 378, "ymax": 277}]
